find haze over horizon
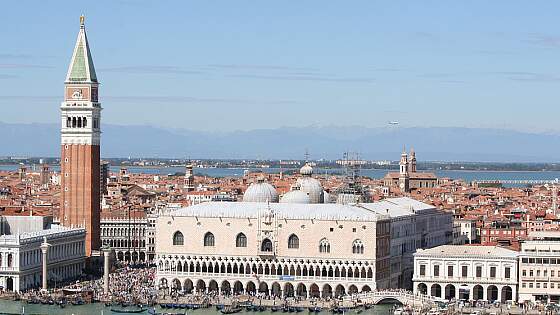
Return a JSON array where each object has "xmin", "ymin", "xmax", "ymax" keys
[{"xmin": 2, "ymin": 1, "xmax": 560, "ymax": 133}]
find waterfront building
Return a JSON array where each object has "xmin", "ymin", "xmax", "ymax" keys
[
  {"xmin": 384, "ymin": 149, "xmax": 437, "ymax": 193},
  {"xmin": 388, "ymin": 199, "xmax": 453, "ymax": 290},
  {"xmin": 413, "ymin": 245, "xmax": 518, "ymax": 302},
  {"xmin": 518, "ymin": 233, "xmax": 560, "ymax": 303},
  {"xmin": 0, "ymin": 216, "xmax": 85, "ymax": 292},
  {"xmin": 155, "ymin": 197, "xmax": 451, "ymax": 297},
  {"xmin": 59, "ymin": 16, "xmax": 102, "ymax": 256}
]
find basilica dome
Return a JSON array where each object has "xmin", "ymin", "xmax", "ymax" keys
[
  {"xmin": 280, "ymin": 185, "xmax": 311, "ymax": 204},
  {"xmin": 299, "ymin": 163, "xmax": 314, "ymax": 176},
  {"xmin": 243, "ymin": 177, "xmax": 279, "ymax": 203},
  {"xmin": 296, "ymin": 163, "xmax": 324, "ymax": 203}
]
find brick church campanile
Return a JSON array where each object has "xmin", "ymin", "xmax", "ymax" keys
[{"xmin": 60, "ymin": 16, "xmax": 101, "ymax": 256}]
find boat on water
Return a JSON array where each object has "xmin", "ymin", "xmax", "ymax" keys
[
  {"xmin": 148, "ymin": 308, "xmax": 187, "ymax": 315},
  {"xmin": 271, "ymin": 306, "xmax": 281, "ymax": 312},
  {"xmin": 394, "ymin": 306, "xmax": 414, "ymax": 315},
  {"xmin": 220, "ymin": 306, "xmax": 243, "ymax": 314},
  {"xmin": 331, "ymin": 307, "xmax": 348, "ymax": 314},
  {"xmin": 308, "ymin": 306, "xmax": 322, "ymax": 313},
  {"xmin": 110, "ymin": 306, "xmax": 148, "ymax": 313}
]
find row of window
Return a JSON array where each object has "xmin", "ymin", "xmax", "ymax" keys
[
  {"xmin": 419, "ymin": 265, "xmax": 511, "ymax": 279},
  {"xmin": 522, "ymin": 282, "xmax": 559, "ymax": 289},
  {"xmin": 172, "ymin": 231, "xmax": 365, "ymax": 254},
  {"xmin": 522, "ymin": 269, "xmax": 560, "ymax": 277},
  {"xmin": 102, "ymin": 227, "xmax": 146, "ymax": 237},
  {"xmin": 65, "ymin": 116, "xmax": 99, "ymax": 129},
  {"xmin": 521, "ymin": 257, "xmax": 560, "ymax": 265}
]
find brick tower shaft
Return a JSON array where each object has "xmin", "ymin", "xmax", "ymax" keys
[{"xmin": 60, "ymin": 16, "xmax": 102, "ymax": 256}]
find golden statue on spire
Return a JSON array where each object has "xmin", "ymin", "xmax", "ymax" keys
[{"xmin": 80, "ymin": 15, "xmax": 85, "ymax": 26}]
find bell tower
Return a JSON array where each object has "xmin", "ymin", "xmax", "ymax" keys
[
  {"xmin": 60, "ymin": 16, "xmax": 101, "ymax": 256},
  {"xmin": 399, "ymin": 148, "xmax": 410, "ymax": 193}
]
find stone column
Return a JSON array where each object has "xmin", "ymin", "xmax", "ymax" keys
[
  {"xmin": 102, "ymin": 246, "xmax": 111, "ymax": 295},
  {"xmin": 40, "ymin": 237, "xmax": 50, "ymax": 291}
]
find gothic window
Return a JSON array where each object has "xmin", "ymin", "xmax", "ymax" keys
[
  {"xmin": 83, "ymin": 117, "xmax": 87, "ymax": 127},
  {"xmin": 7, "ymin": 253, "xmax": 13, "ymax": 267},
  {"xmin": 319, "ymin": 238, "xmax": 331, "ymax": 253},
  {"xmin": 204, "ymin": 232, "xmax": 215, "ymax": 247},
  {"xmin": 352, "ymin": 239, "xmax": 364, "ymax": 254},
  {"xmin": 261, "ymin": 238, "xmax": 273, "ymax": 252},
  {"xmin": 72, "ymin": 117, "xmax": 77, "ymax": 128},
  {"xmin": 236, "ymin": 233, "xmax": 247, "ymax": 247},
  {"xmin": 172, "ymin": 231, "xmax": 184, "ymax": 246},
  {"xmin": 77, "ymin": 117, "xmax": 82, "ymax": 128},
  {"xmin": 288, "ymin": 234, "xmax": 299, "ymax": 249},
  {"xmin": 66, "ymin": 117, "xmax": 71, "ymax": 128}
]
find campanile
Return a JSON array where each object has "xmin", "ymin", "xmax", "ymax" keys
[{"xmin": 60, "ymin": 16, "xmax": 101, "ymax": 256}]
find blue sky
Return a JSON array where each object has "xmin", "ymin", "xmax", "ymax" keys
[{"xmin": 1, "ymin": 1, "xmax": 560, "ymax": 132}]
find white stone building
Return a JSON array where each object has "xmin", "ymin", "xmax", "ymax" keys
[
  {"xmin": 155, "ymin": 197, "xmax": 451, "ymax": 297},
  {"xmin": 413, "ymin": 245, "xmax": 518, "ymax": 302},
  {"xmin": 518, "ymin": 238, "xmax": 560, "ymax": 303},
  {"xmin": 387, "ymin": 198, "xmax": 453, "ymax": 290},
  {"xmin": 0, "ymin": 216, "xmax": 85, "ymax": 292},
  {"xmin": 100, "ymin": 216, "xmax": 148, "ymax": 263},
  {"xmin": 453, "ymin": 219, "xmax": 477, "ymax": 245}
]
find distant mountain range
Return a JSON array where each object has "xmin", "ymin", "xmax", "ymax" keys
[{"xmin": 1, "ymin": 122, "xmax": 559, "ymax": 162}]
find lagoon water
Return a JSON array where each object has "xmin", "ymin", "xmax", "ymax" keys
[
  {"xmin": 0, "ymin": 301, "xmax": 394, "ymax": 315},
  {"xmin": 2, "ymin": 165, "xmax": 560, "ymax": 185}
]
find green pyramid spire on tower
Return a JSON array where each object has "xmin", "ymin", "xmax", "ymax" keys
[{"xmin": 66, "ymin": 15, "xmax": 97, "ymax": 83}]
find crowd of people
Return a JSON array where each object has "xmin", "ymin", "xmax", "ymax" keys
[{"xmin": 96, "ymin": 265, "xmax": 158, "ymax": 304}]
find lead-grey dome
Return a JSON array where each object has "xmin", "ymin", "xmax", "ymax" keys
[
  {"xmin": 243, "ymin": 177, "xmax": 279, "ymax": 203},
  {"xmin": 297, "ymin": 177, "xmax": 324, "ymax": 203},
  {"xmin": 300, "ymin": 163, "xmax": 314, "ymax": 176},
  {"xmin": 280, "ymin": 185, "xmax": 311, "ymax": 204},
  {"xmin": 295, "ymin": 163, "xmax": 324, "ymax": 203}
]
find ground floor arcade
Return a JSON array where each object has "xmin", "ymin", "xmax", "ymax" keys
[
  {"xmin": 414, "ymin": 281, "xmax": 516, "ymax": 303},
  {"xmin": 157, "ymin": 276, "xmax": 373, "ymax": 299},
  {"xmin": 0, "ymin": 260, "xmax": 84, "ymax": 292}
]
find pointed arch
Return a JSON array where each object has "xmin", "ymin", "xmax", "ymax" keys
[
  {"xmin": 236, "ymin": 233, "xmax": 247, "ymax": 247},
  {"xmin": 172, "ymin": 231, "xmax": 184, "ymax": 245},
  {"xmin": 319, "ymin": 238, "xmax": 330, "ymax": 253},
  {"xmin": 288, "ymin": 234, "xmax": 300, "ymax": 249},
  {"xmin": 352, "ymin": 239, "xmax": 364, "ymax": 254},
  {"xmin": 204, "ymin": 232, "xmax": 215, "ymax": 246}
]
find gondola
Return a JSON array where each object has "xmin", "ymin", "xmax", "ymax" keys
[
  {"xmin": 271, "ymin": 306, "xmax": 281, "ymax": 312},
  {"xmin": 308, "ymin": 306, "xmax": 321, "ymax": 313}
]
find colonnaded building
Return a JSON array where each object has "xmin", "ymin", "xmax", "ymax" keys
[
  {"xmin": 0, "ymin": 216, "xmax": 86, "ymax": 292},
  {"xmin": 413, "ymin": 245, "xmax": 519, "ymax": 303},
  {"xmin": 155, "ymin": 197, "xmax": 452, "ymax": 297}
]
